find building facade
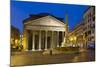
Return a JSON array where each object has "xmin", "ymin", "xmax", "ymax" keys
[
  {"xmin": 68, "ymin": 22, "xmax": 85, "ymax": 47},
  {"xmin": 22, "ymin": 14, "xmax": 66, "ymax": 51},
  {"xmin": 83, "ymin": 6, "xmax": 95, "ymax": 47},
  {"xmin": 11, "ymin": 25, "xmax": 20, "ymax": 50},
  {"xmin": 68, "ymin": 6, "xmax": 95, "ymax": 48}
]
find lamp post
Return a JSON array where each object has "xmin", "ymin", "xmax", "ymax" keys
[
  {"xmin": 69, "ymin": 37, "xmax": 73, "ymax": 47},
  {"xmin": 73, "ymin": 36, "xmax": 77, "ymax": 47},
  {"xmin": 69, "ymin": 36, "xmax": 77, "ymax": 47}
]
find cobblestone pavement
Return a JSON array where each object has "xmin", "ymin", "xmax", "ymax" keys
[{"xmin": 11, "ymin": 49, "xmax": 95, "ymax": 66}]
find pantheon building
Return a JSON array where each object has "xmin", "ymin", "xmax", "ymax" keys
[{"xmin": 22, "ymin": 13, "xmax": 66, "ymax": 51}]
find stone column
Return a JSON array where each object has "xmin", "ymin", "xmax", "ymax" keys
[
  {"xmin": 39, "ymin": 30, "xmax": 41, "ymax": 51},
  {"xmin": 51, "ymin": 31, "xmax": 54, "ymax": 49},
  {"xmin": 57, "ymin": 31, "xmax": 59, "ymax": 47},
  {"xmin": 32, "ymin": 31, "xmax": 35, "ymax": 51},
  {"xmin": 45, "ymin": 31, "xmax": 47, "ymax": 50}
]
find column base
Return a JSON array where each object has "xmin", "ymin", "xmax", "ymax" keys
[
  {"xmin": 38, "ymin": 49, "xmax": 42, "ymax": 51},
  {"xmin": 44, "ymin": 49, "xmax": 47, "ymax": 50},
  {"xmin": 32, "ymin": 49, "xmax": 35, "ymax": 51},
  {"xmin": 57, "ymin": 45, "xmax": 59, "ymax": 47}
]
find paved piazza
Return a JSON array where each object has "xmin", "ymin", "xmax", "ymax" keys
[{"xmin": 11, "ymin": 49, "xmax": 95, "ymax": 66}]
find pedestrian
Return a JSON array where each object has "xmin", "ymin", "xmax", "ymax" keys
[{"xmin": 50, "ymin": 49, "xmax": 52, "ymax": 55}]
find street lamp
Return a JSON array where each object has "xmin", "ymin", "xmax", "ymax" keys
[
  {"xmin": 15, "ymin": 39, "xmax": 18, "ymax": 45},
  {"xmin": 69, "ymin": 36, "xmax": 77, "ymax": 47},
  {"xmin": 70, "ymin": 37, "xmax": 73, "ymax": 41},
  {"xmin": 73, "ymin": 36, "xmax": 77, "ymax": 47},
  {"xmin": 73, "ymin": 36, "xmax": 77, "ymax": 41},
  {"xmin": 69, "ymin": 37, "xmax": 73, "ymax": 47}
]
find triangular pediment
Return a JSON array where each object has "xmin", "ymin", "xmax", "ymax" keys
[{"xmin": 24, "ymin": 15, "xmax": 65, "ymax": 27}]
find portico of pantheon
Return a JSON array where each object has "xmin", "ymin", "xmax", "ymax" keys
[{"xmin": 22, "ymin": 14, "xmax": 66, "ymax": 51}]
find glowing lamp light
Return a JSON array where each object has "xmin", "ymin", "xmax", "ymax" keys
[
  {"xmin": 15, "ymin": 39, "xmax": 18, "ymax": 44},
  {"xmin": 73, "ymin": 36, "xmax": 77, "ymax": 41},
  {"xmin": 70, "ymin": 37, "xmax": 73, "ymax": 41}
]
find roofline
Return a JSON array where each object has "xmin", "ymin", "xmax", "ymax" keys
[
  {"xmin": 23, "ymin": 14, "xmax": 65, "ymax": 24},
  {"xmin": 83, "ymin": 6, "xmax": 95, "ymax": 18}
]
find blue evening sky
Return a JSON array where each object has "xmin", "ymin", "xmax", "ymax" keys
[{"xmin": 11, "ymin": 1, "xmax": 89, "ymax": 33}]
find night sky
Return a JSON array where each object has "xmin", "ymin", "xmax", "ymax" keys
[{"xmin": 11, "ymin": 1, "xmax": 89, "ymax": 33}]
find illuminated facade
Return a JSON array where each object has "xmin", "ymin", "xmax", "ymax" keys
[
  {"xmin": 68, "ymin": 6, "xmax": 95, "ymax": 48},
  {"xmin": 68, "ymin": 22, "xmax": 85, "ymax": 47},
  {"xmin": 22, "ymin": 14, "xmax": 66, "ymax": 51},
  {"xmin": 83, "ymin": 6, "xmax": 95, "ymax": 47},
  {"xmin": 11, "ymin": 25, "xmax": 20, "ymax": 49}
]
